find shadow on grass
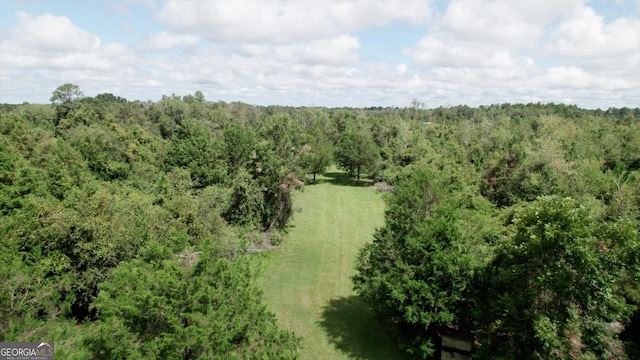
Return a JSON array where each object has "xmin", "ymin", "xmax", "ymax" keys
[
  {"xmin": 317, "ymin": 295, "xmax": 407, "ymax": 360},
  {"xmin": 309, "ymin": 171, "xmax": 374, "ymax": 187}
]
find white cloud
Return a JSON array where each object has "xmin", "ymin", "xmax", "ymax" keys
[
  {"xmin": 138, "ymin": 32, "xmax": 201, "ymax": 52},
  {"xmin": 0, "ymin": 1, "xmax": 637, "ymax": 109},
  {"xmin": 0, "ymin": 12, "xmax": 137, "ymax": 71},
  {"xmin": 405, "ymin": 0, "xmax": 639, "ymax": 108},
  {"xmin": 538, "ymin": 66, "xmax": 593, "ymax": 89},
  {"xmin": 0, "ymin": 12, "xmax": 149, "ymax": 102},
  {"xmin": 8, "ymin": 12, "xmax": 101, "ymax": 53},
  {"xmin": 297, "ymin": 35, "xmax": 361, "ymax": 65},
  {"xmin": 258, "ymin": 35, "xmax": 360, "ymax": 66},
  {"xmin": 396, "ymin": 63, "xmax": 408, "ymax": 75},
  {"xmin": 156, "ymin": 0, "xmax": 432, "ymax": 43},
  {"xmin": 237, "ymin": 35, "xmax": 360, "ymax": 66},
  {"xmin": 438, "ymin": 0, "xmax": 582, "ymax": 48},
  {"xmin": 545, "ymin": 8, "xmax": 639, "ymax": 57},
  {"xmin": 543, "ymin": 7, "xmax": 640, "ymax": 75},
  {"xmin": 410, "ymin": 0, "xmax": 586, "ymax": 69},
  {"xmin": 411, "ymin": 37, "xmax": 537, "ymax": 73}
]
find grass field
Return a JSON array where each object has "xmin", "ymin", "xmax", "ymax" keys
[{"xmin": 259, "ymin": 171, "xmax": 406, "ymax": 359}]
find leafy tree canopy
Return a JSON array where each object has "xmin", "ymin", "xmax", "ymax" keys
[
  {"xmin": 85, "ymin": 248, "xmax": 299, "ymax": 359},
  {"xmin": 1, "ymin": 90, "xmax": 639, "ymax": 358},
  {"xmin": 50, "ymin": 83, "xmax": 84, "ymax": 105},
  {"xmin": 335, "ymin": 130, "xmax": 379, "ymax": 182},
  {"xmin": 475, "ymin": 196, "xmax": 637, "ymax": 359}
]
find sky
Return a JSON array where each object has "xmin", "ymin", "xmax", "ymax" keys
[{"xmin": 0, "ymin": 0, "xmax": 639, "ymax": 109}]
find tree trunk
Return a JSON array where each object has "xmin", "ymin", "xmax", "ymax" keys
[
  {"xmin": 357, "ymin": 166, "xmax": 360, "ymax": 183},
  {"xmin": 313, "ymin": 172, "xmax": 316, "ymax": 183}
]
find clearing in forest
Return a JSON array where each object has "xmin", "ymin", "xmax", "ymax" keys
[{"xmin": 259, "ymin": 171, "xmax": 406, "ymax": 359}]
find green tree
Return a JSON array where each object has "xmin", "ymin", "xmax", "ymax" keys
[
  {"xmin": 223, "ymin": 124, "xmax": 255, "ymax": 175},
  {"xmin": 300, "ymin": 131, "xmax": 333, "ymax": 183},
  {"xmin": 475, "ymin": 196, "xmax": 635, "ymax": 359},
  {"xmin": 167, "ymin": 120, "xmax": 227, "ymax": 188},
  {"xmin": 50, "ymin": 83, "xmax": 84, "ymax": 105},
  {"xmin": 50, "ymin": 84, "xmax": 84, "ymax": 123},
  {"xmin": 84, "ymin": 250, "xmax": 299, "ymax": 359},
  {"xmin": 353, "ymin": 166, "xmax": 494, "ymax": 358},
  {"xmin": 335, "ymin": 130, "xmax": 378, "ymax": 182},
  {"xmin": 223, "ymin": 168, "xmax": 264, "ymax": 227},
  {"xmin": 16, "ymin": 103, "xmax": 57, "ymax": 130},
  {"xmin": 252, "ymin": 113, "xmax": 304, "ymax": 229},
  {"xmin": 65, "ymin": 124, "xmax": 131, "ymax": 181}
]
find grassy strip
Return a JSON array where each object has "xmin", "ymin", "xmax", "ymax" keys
[{"xmin": 259, "ymin": 171, "xmax": 406, "ymax": 359}]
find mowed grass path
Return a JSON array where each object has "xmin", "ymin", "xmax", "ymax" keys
[{"xmin": 259, "ymin": 172, "xmax": 406, "ymax": 359}]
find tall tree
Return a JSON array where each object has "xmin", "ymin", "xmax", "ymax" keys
[
  {"xmin": 167, "ymin": 120, "xmax": 227, "ymax": 188},
  {"xmin": 223, "ymin": 124, "xmax": 255, "ymax": 175},
  {"xmin": 252, "ymin": 113, "xmax": 304, "ymax": 229},
  {"xmin": 335, "ymin": 130, "xmax": 378, "ymax": 182},
  {"xmin": 300, "ymin": 131, "xmax": 333, "ymax": 183},
  {"xmin": 50, "ymin": 83, "xmax": 84, "ymax": 105},
  {"xmin": 353, "ymin": 166, "xmax": 494, "ymax": 358},
  {"xmin": 50, "ymin": 83, "xmax": 84, "ymax": 123},
  {"xmin": 475, "ymin": 196, "xmax": 636, "ymax": 359}
]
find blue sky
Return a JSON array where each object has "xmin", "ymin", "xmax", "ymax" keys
[{"xmin": 0, "ymin": 0, "xmax": 638, "ymax": 108}]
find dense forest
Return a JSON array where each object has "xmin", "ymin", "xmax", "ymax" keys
[{"xmin": 1, "ymin": 84, "xmax": 638, "ymax": 359}]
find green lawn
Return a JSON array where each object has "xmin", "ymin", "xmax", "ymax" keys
[{"xmin": 259, "ymin": 171, "xmax": 406, "ymax": 359}]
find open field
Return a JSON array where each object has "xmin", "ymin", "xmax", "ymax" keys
[{"xmin": 259, "ymin": 171, "xmax": 406, "ymax": 359}]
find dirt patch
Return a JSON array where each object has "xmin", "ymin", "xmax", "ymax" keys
[
  {"xmin": 245, "ymin": 230, "xmax": 284, "ymax": 253},
  {"xmin": 373, "ymin": 181, "xmax": 394, "ymax": 193}
]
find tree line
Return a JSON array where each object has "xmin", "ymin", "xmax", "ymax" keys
[
  {"xmin": 1, "ymin": 84, "xmax": 639, "ymax": 358},
  {"xmin": 351, "ymin": 103, "xmax": 640, "ymax": 358}
]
